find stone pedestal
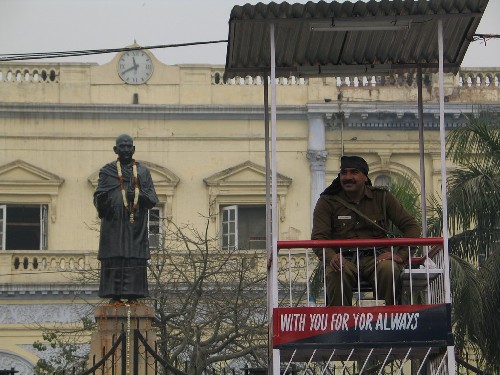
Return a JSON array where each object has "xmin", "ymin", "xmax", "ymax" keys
[{"xmin": 88, "ymin": 303, "xmax": 156, "ymax": 375}]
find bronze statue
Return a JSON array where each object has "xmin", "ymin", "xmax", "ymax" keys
[{"xmin": 94, "ymin": 134, "xmax": 158, "ymax": 304}]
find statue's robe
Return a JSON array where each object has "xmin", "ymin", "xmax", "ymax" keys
[{"xmin": 94, "ymin": 160, "xmax": 158, "ymax": 299}]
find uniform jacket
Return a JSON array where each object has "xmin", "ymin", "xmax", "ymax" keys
[{"xmin": 311, "ymin": 185, "xmax": 421, "ymax": 263}]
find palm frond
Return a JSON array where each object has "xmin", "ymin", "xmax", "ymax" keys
[
  {"xmin": 447, "ymin": 113, "xmax": 500, "ymax": 168},
  {"xmin": 429, "ymin": 115, "xmax": 500, "ymax": 262},
  {"xmin": 309, "ymin": 261, "xmax": 324, "ymax": 301},
  {"xmin": 386, "ymin": 174, "xmax": 421, "ymax": 221},
  {"xmin": 442, "ymin": 113, "xmax": 500, "ymax": 369},
  {"xmin": 476, "ymin": 248, "xmax": 500, "ymax": 367},
  {"xmin": 449, "ymin": 254, "xmax": 481, "ymax": 351}
]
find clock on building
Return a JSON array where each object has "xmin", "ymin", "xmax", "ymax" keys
[{"xmin": 117, "ymin": 50, "xmax": 154, "ymax": 84}]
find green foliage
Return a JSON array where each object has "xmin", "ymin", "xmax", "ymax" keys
[
  {"xmin": 384, "ymin": 174, "xmax": 421, "ymax": 224},
  {"xmin": 32, "ymin": 317, "xmax": 94, "ymax": 375},
  {"xmin": 383, "ymin": 174, "xmax": 421, "ymax": 238},
  {"xmin": 309, "ymin": 260, "xmax": 324, "ymax": 302},
  {"xmin": 429, "ymin": 113, "xmax": 500, "ymax": 261},
  {"xmin": 449, "ymin": 255, "xmax": 481, "ymax": 353},
  {"xmin": 474, "ymin": 248, "xmax": 500, "ymax": 368}
]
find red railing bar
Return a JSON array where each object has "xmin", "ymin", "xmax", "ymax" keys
[{"xmin": 277, "ymin": 237, "xmax": 444, "ymax": 249}]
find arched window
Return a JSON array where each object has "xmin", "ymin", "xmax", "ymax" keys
[{"xmin": 374, "ymin": 174, "xmax": 391, "ymax": 187}]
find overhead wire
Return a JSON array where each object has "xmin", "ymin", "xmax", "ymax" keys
[{"xmin": 0, "ymin": 40, "xmax": 228, "ymax": 62}]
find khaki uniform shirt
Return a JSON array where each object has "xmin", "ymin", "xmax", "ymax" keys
[{"xmin": 311, "ymin": 186, "xmax": 421, "ymax": 263}]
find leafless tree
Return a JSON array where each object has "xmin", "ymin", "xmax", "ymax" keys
[{"xmin": 149, "ymin": 218, "xmax": 268, "ymax": 375}]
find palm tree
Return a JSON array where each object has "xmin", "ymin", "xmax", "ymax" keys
[
  {"xmin": 429, "ymin": 112, "xmax": 500, "ymax": 370},
  {"xmin": 383, "ymin": 173, "xmax": 421, "ymax": 234}
]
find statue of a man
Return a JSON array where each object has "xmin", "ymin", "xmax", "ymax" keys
[{"xmin": 94, "ymin": 134, "xmax": 158, "ymax": 304}]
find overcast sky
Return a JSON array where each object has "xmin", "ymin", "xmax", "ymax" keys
[{"xmin": 1, "ymin": 0, "xmax": 499, "ymax": 67}]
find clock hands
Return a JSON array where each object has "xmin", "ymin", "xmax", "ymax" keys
[
  {"xmin": 118, "ymin": 52, "xmax": 152, "ymax": 84},
  {"xmin": 121, "ymin": 57, "xmax": 140, "ymax": 75}
]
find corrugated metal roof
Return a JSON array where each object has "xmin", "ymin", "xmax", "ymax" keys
[{"xmin": 224, "ymin": 0, "xmax": 489, "ymax": 79}]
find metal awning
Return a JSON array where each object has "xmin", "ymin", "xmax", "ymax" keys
[{"xmin": 225, "ymin": 0, "xmax": 489, "ymax": 79}]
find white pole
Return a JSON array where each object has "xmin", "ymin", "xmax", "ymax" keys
[
  {"xmin": 417, "ymin": 66, "xmax": 428, "ymax": 237},
  {"xmin": 270, "ymin": 22, "xmax": 281, "ymax": 375},
  {"xmin": 438, "ymin": 18, "xmax": 456, "ymax": 374}
]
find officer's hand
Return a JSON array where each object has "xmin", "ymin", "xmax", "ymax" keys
[
  {"xmin": 329, "ymin": 253, "xmax": 344, "ymax": 272},
  {"xmin": 376, "ymin": 252, "xmax": 404, "ymax": 265}
]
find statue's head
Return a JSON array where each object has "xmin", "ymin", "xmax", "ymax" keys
[{"xmin": 113, "ymin": 134, "xmax": 135, "ymax": 164}]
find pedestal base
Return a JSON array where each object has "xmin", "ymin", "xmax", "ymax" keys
[{"xmin": 88, "ymin": 303, "xmax": 156, "ymax": 375}]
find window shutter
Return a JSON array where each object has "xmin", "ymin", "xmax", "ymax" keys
[
  {"xmin": 221, "ymin": 205, "xmax": 238, "ymax": 250},
  {"xmin": 41, "ymin": 204, "xmax": 48, "ymax": 250},
  {"xmin": 148, "ymin": 207, "xmax": 161, "ymax": 249},
  {"xmin": 0, "ymin": 205, "xmax": 5, "ymax": 250}
]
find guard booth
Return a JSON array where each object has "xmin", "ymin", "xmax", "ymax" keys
[
  {"xmin": 275, "ymin": 237, "xmax": 450, "ymax": 374},
  {"xmin": 224, "ymin": 1, "xmax": 489, "ymax": 374}
]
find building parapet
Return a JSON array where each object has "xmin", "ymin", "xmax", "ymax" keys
[
  {"xmin": 0, "ymin": 250, "xmax": 97, "ymax": 285},
  {"xmin": 0, "ymin": 63, "xmax": 60, "ymax": 84},
  {"xmin": 211, "ymin": 67, "xmax": 500, "ymax": 89},
  {"xmin": 458, "ymin": 68, "xmax": 500, "ymax": 88},
  {"xmin": 1, "ymin": 62, "xmax": 499, "ymax": 106},
  {"xmin": 1, "ymin": 62, "xmax": 498, "ymax": 90}
]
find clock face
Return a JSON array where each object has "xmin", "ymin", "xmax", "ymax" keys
[{"xmin": 118, "ymin": 51, "xmax": 154, "ymax": 84}]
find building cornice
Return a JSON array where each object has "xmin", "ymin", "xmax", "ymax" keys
[
  {"xmin": 0, "ymin": 102, "xmax": 307, "ymax": 121},
  {"xmin": 309, "ymin": 102, "xmax": 500, "ymax": 130},
  {"xmin": 1, "ymin": 102, "xmax": 498, "ymax": 123},
  {"xmin": 308, "ymin": 102, "xmax": 500, "ymax": 115},
  {"xmin": 0, "ymin": 283, "xmax": 98, "ymax": 300}
]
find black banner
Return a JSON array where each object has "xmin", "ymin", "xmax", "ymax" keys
[{"xmin": 273, "ymin": 304, "xmax": 452, "ymax": 349}]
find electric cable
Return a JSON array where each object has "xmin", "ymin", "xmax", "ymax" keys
[{"xmin": 0, "ymin": 40, "xmax": 228, "ymax": 62}]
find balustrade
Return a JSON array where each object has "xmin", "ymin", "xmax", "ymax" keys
[
  {"xmin": 0, "ymin": 63, "xmax": 497, "ymax": 90},
  {"xmin": 2, "ymin": 251, "xmax": 89, "ymax": 273},
  {"xmin": 459, "ymin": 69, "xmax": 500, "ymax": 88},
  {"xmin": 211, "ymin": 67, "xmax": 500, "ymax": 90},
  {"xmin": 0, "ymin": 65, "xmax": 59, "ymax": 83},
  {"xmin": 211, "ymin": 70, "xmax": 308, "ymax": 86}
]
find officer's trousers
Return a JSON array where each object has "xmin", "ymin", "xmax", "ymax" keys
[{"xmin": 325, "ymin": 255, "xmax": 402, "ymax": 306}]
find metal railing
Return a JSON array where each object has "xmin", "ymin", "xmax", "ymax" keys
[{"xmin": 277, "ymin": 237, "xmax": 445, "ymax": 308}]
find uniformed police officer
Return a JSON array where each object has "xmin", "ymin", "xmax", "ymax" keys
[{"xmin": 311, "ymin": 156, "xmax": 421, "ymax": 306}]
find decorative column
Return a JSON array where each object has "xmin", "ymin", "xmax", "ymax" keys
[{"xmin": 307, "ymin": 113, "xmax": 328, "ymax": 226}]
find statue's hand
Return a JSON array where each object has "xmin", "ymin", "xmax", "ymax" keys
[
  {"xmin": 138, "ymin": 194, "xmax": 155, "ymax": 209},
  {"xmin": 95, "ymin": 192, "xmax": 109, "ymax": 208}
]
